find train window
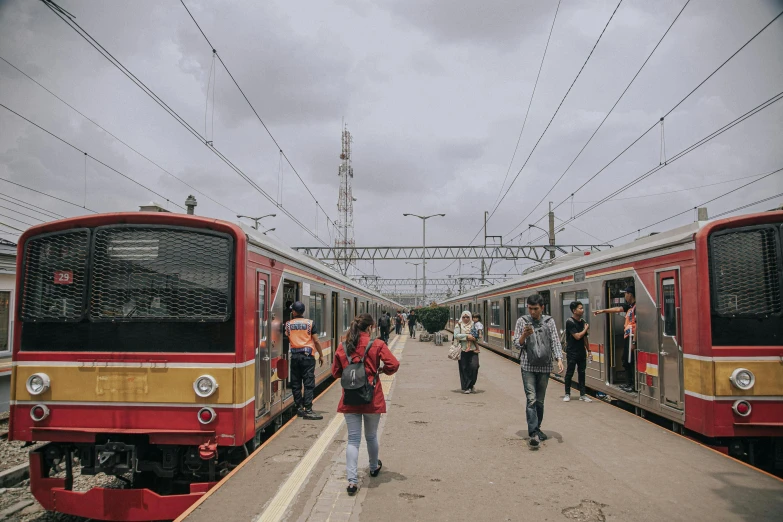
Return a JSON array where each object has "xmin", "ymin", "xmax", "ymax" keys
[
  {"xmin": 539, "ymin": 290, "xmax": 551, "ymax": 316},
  {"xmin": 562, "ymin": 291, "xmax": 589, "ymax": 324},
  {"xmin": 342, "ymin": 298, "xmax": 351, "ymax": 331},
  {"xmin": 517, "ymin": 298, "xmax": 525, "ymax": 319},
  {"xmin": 309, "ymin": 293, "xmax": 326, "ymax": 336},
  {"xmin": 490, "ymin": 301, "xmax": 500, "ymax": 326},
  {"xmin": 258, "ymin": 280, "xmax": 267, "ymax": 343},
  {"xmin": 662, "ymin": 280, "xmax": 676, "ymax": 337}
]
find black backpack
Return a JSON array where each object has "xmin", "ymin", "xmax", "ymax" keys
[
  {"xmin": 341, "ymin": 340, "xmax": 380, "ymax": 406},
  {"xmin": 379, "ymin": 316, "xmax": 390, "ymax": 329}
]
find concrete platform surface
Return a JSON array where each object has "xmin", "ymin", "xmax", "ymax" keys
[{"xmin": 185, "ymin": 333, "xmax": 783, "ymax": 522}]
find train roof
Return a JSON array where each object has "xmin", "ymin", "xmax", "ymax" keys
[
  {"xmin": 441, "ymin": 220, "xmax": 705, "ymax": 304},
  {"xmin": 239, "ymin": 223, "xmax": 402, "ymax": 307}
]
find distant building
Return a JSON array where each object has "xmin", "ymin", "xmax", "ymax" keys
[{"xmin": 0, "ymin": 238, "xmax": 15, "ymax": 412}]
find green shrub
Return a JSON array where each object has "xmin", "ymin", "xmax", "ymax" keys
[{"xmin": 416, "ymin": 306, "xmax": 449, "ymax": 334}]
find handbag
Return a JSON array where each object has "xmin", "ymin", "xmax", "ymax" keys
[{"xmin": 448, "ymin": 332, "xmax": 462, "ymax": 361}]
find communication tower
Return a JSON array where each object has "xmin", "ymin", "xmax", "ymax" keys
[{"xmin": 334, "ymin": 125, "xmax": 355, "ymax": 274}]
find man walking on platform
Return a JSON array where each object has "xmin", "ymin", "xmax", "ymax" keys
[
  {"xmin": 563, "ymin": 301, "xmax": 592, "ymax": 403},
  {"xmin": 594, "ymin": 286, "xmax": 637, "ymax": 393},
  {"xmin": 407, "ymin": 310, "xmax": 417, "ymax": 338},
  {"xmin": 513, "ymin": 294, "xmax": 564, "ymax": 448},
  {"xmin": 395, "ymin": 311, "xmax": 403, "ymax": 335},
  {"xmin": 285, "ymin": 301, "xmax": 325, "ymax": 420},
  {"xmin": 378, "ymin": 312, "xmax": 391, "ymax": 343}
]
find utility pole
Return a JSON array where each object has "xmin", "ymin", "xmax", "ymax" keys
[{"xmin": 548, "ymin": 201, "xmax": 555, "ymax": 260}]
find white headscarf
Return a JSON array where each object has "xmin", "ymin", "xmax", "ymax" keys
[{"xmin": 459, "ymin": 310, "xmax": 473, "ymax": 334}]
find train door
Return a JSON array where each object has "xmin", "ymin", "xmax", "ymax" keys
[
  {"xmin": 256, "ymin": 272, "xmax": 271, "ymax": 417},
  {"xmin": 503, "ymin": 296, "xmax": 512, "ymax": 350},
  {"xmin": 658, "ymin": 270, "xmax": 683, "ymax": 409},
  {"xmin": 604, "ymin": 278, "xmax": 635, "ymax": 387},
  {"xmin": 282, "ymin": 280, "xmax": 299, "ymax": 399},
  {"xmin": 331, "ymin": 292, "xmax": 339, "ymax": 351}
]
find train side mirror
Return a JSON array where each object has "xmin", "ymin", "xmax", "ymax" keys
[{"xmin": 277, "ymin": 359, "xmax": 289, "ymax": 380}]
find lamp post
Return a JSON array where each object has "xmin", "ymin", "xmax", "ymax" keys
[
  {"xmin": 262, "ymin": 227, "xmax": 276, "ymax": 235},
  {"xmin": 529, "ymin": 223, "xmax": 564, "ymax": 257},
  {"xmin": 403, "ymin": 213, "xmax": 445, "ymax": 305},
  {"xmin": 237, "ymin": 213, "xmax": 276, "ymax": 230},
  {"xmin": 405, "ymin": 262, "xmax": 422, "ymax": 307}
]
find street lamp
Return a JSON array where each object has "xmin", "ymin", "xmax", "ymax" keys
[
  {"xmin": 403, "ymin": 213, "xmax": 445, "ymax": 305},
  {"xmin": 528, "ymin": 224, "xmax": 564, "ymax": 255},
  {"xmin": 262, "ymin": 227, "xmax": 276, "ymax": 235},
  {"xmin": 237, "ymin": 213, "xmax": 276, "ymax": 230},
  {"xmin": 405, "ymin": 262, "xmax": 422, "ymax": 307}
]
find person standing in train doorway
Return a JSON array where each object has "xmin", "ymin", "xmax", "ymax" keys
[
  {"xmin": 563, "ymin": 301, "xmax": 593, "ymax": 403},
  {"xmin": 285, "ymin": 301, "xmax": 325, "ymax": 420},
  {"xmin": 594, "ymin": 286, "xmax": 637, "ymax": 393},
  {"xmin": 513, "ymin": 294, "xmax": 564, "ymax": 448}
]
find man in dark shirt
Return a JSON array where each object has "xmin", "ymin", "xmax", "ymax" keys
[{"xmin": 563, "ymin": 301, "xmax": 592, "ymax": 402}]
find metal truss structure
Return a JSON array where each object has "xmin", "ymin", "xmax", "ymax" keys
[
  {"xmin": 296, "ymin": 244, "xmax": 610, "ymax": 262},
  {"xmin": 353, "ymin": 276, "xmax": 511, "ymax": 294}
]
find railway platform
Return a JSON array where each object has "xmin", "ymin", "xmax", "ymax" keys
[{"xmin": 180, "ymin": 333, "xmax": 783, "ymax": 522}]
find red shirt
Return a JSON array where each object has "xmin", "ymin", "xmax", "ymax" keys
[{"xmin": 331, "ymin": 332, "xmax": 399, "ymax": 414}]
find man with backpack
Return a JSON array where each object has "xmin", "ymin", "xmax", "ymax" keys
[
  {"xmin": 285, "ymin": 301, "xmax": 325, "ymax": 420},
  {"xmin": 378, "ymin": 312, "xmax": 391, "ymax": 343},
  {"xmin": 513, "ymin": 294, "xmax": 564, "ymax": 448},
  {"xmin": 395, "ymin": 311, "xmax": 403, "ymax": 335}
]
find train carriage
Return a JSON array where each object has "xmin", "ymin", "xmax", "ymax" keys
[
  {"xmin": 8, "ymin": 211, "xmax": 400, "ymax": 521},
  {"xmin": 443, "ymin": 211, "xmax": 783, "ymax": 470}
]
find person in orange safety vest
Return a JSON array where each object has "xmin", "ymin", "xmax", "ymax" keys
[
  {"xmin": 285, "ymin": 301, "xmax": 325, "ymax": 420},
  {"xmin": 593, "ymin": 286, "xmax": 637, "ymax": 393}
]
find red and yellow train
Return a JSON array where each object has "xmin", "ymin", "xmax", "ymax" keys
[
  {"xmin": 443, "ymin": 211, "xmax": 783, "ymax": 471},
  {"xmin": 9, "ymin": 211, "xmax": 400, "ymax": 520}
]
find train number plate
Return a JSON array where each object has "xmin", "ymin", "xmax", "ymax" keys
[{"xmin": 54, "ymin": 270, "xmax": 74, "ymax": 285}]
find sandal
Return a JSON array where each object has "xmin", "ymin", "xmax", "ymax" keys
[
  {"xmin": 347, "ymin": 483, "xmax": 358, "ymax": 496},
  {"xmin": 370, "ymin": 460, "xmax": 383, "ymax": 477}
]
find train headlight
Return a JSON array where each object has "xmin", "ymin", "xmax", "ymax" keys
[
  {"xmin": 26, "ymin": 373, "xmax": 51, "ymax": 395},
  {"xmin": 30, "ymin": 404, "xmax": 50, "ymax": 422},
  {"xmin": 193, "ymin": 375, "xmax": 218, "ymax": 398},
  {"xmin": 729, "ymin": 368, "xmax": 755, "ymax": 390}
]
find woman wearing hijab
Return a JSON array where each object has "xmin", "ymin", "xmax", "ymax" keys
[
  {"xmin": 332, "ymin": 313, "xmax": 400, "ymax": 496},
  {"xmin": 453, "ymin": 310, "xmax": 480, "ymax": 394}
]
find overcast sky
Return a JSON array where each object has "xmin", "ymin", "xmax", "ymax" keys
[{"xmin": 1, "ymin": 0, "xmax": 782, "ymax": 290}]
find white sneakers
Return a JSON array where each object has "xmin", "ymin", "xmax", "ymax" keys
[{"xmin": 563, "ymin": 394, "xmax": 593, "ymax": 402}]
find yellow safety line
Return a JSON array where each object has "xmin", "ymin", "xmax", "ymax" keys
[{"xmin": 254, "ymin": 335, "xmax": 402, "ymax": 522}]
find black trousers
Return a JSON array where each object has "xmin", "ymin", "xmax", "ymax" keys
[
  {"xmin": 564, "ymin": 352, "xmax": 586, "ymax": 395},
  {"xmin": 408, "ymin": 322, "xmax": 415, "ymax": 337},
  {"xmin": 380, "ymin": 327, "xmax": 389, "ymax": 343},
  {"xmin": 622, "ymin": 340, "xmax": 636, "ymax": 389},
  {"xmin": 290, "ymin": 353, "xmax": 316, "ymax": 409},
  {"xmin": 458, "ymin": 351, "xmax": 479, "ymax": 391}
]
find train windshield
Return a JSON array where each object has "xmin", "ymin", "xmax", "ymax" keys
[
  {"xmin": 709, "ymin": 223, "xmax": 782, "ymax": 346},
  {"xmin": 18, "ymin": 225, "xmax": 235, "ymax": 353}
]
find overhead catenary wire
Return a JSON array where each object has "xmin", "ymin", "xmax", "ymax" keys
[
  {"xmin": 605, "ymin": 166, "xmax": 783, "ymax": 242},
  {"xmin": 0, "ymin": 194, "xmax": 65, "ymax": 220},
  {"xmin": 0, "ymin": 55, "xmax": 239, "ymax": 216},
  {"xmin": 0, "ymin": 212, "xmax": 38, "ymax": 228},
  {"xmin": 503, "ymin": 0, "xmax": 692, "ymax": 238},
  {"xmin": 0, "ymin": 103, "xmax": 187, "ymax": 211},
  {"xmin": 710, "ymin": 193, "xmax": 783, "ymax": 218},
  {"xmin": 0, "ymin": 176, "xmax": 98, "ymax": 213},
  {"xmin": 483, "ymin": 0, "xmax": 625, "ymax": 231},
  {"xmin": 0, "ymin": 205, "xmax": 46, "ymax": 224},
  {"xmin": 518, "ymin": 7, "xmax": 783, "ymax": 237},
  {"xmin": 178, "ymin": 0, "xmax": 345, "ymax": 241},
  {"xmin": 40, "ymin": 0, "xmax": 334, "ymax": 246},
  {"xmin": 491, "ymin": 0, "xmax": 562, "ymax": 210}
]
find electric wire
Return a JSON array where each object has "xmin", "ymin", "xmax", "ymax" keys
[
  {"xmin": 710, "ymin": 193, "xmax": 783, "ymax": 218},
  {"xmin": 485, "ymin": 0, "xmax": 624, "ymax": 228},
  {"xmin": 0, "ymin": 212, "xmax": 37, "ymax": 228},
  {"xmin": 0, "ymin": 176, "xmax": 98, "ymax": 213},
  {"xmin": 491, "ymin": 0, "xmax": 562, "ymax": 210},
  {"xmin": 0, "ymin": 103, "xmax": 187, "ymax": 211},
  {"xmin": 504, "ymin": 0, "xmax": 692, "ymax": 238},
  {"xmin": 40, "ymin": 0, "xmax": 333, "ymax": 246},
  {"xmin": 518, "ymin": 7, "xmax": 783, "ymax": 236},
  {"xmin": 0, "ymin": 194, "xmax": 65, "ymax": 219},
  {"xmin": 605, "ymin": 166, "xmax": 783, "ymax": 242},
  {"xmin": 0, "ymin": 205, "xmax": 45, "ymax": 224},
  {"xmin": 179, "ymin": 0, "xmax": 345, "ymax": 241}
]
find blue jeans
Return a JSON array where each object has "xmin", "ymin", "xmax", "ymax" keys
[
  {"xmin": 522, "ymin": 370, "xmax": 549, "ymax": 436},
  {"xmin": 344, "ymin": 413, "xmax": 381, "ymax": 484}
]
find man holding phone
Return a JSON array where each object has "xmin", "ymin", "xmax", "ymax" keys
[{"xmin": 513, "ymin": 294, "xmax": 564, "ymax": 448}]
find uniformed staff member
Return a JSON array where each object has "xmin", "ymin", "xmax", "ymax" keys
[
  {"xmin": 285, "ymin": 301, "xmax": 325, "ymax": 420},
  {"xmin": 594, "ymin": 286, "xmax": 637, "ymax": 393}
]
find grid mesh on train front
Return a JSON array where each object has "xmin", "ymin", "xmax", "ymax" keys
[
  {"xmin": 90, "ymin": 227, "xmax": 232, "ymax": 321},
  {"xmin": 20, "ymin": 229, "xmax": 90, "ymax": 322},
  {"xmin": 711, "ymin": 227, "xmax": 781, "ymax": 316}
]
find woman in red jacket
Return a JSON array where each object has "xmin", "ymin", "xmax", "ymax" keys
[{"xmin": 332, "ymin": 313, "xmax": 400, "ymax": 496}]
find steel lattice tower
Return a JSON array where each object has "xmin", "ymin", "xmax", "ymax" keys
[{"xmin": 335, "ymin": 125, "xmax": 355, "ymax": 274}]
